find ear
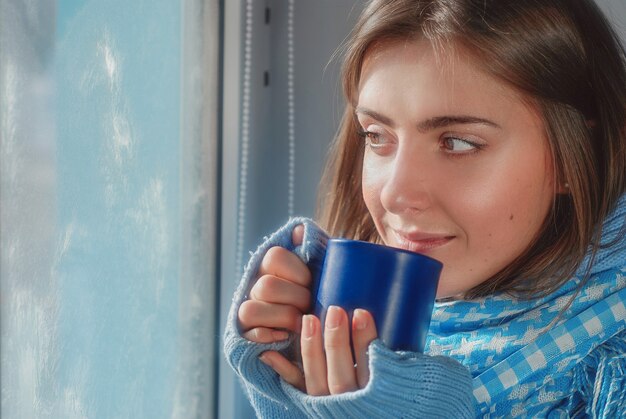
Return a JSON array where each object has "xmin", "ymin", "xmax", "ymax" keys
[{"xmin": 556, "ymin": 181, "xmax": 570, "ymax": 195}]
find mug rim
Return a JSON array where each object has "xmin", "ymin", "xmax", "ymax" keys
[{"xmin": 328, "ymin": 238, "xmax": 443, "ymax": 268}]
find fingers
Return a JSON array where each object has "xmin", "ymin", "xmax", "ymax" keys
[
  {"xmin": 242, "ymin": 327, "xmax": 290, "ymax": 344},
  {"xmin": 352, "ymin": 309, "xmax": 377, "ymax": 388},
  {"xmin": 250, "ymin": 274, "xmax": 311, "ymax": 312},
  {"xmin": 240, "ymin": 237, "xmax": 311, "ymax": 337},
  {"xmin": 259, "ymin": 308, "xmax": 375, "ymax": 397},
  {"xmin": 324, "ymin": 306, "xmax": 359, "ymax": 394},
  {"xmin": 300, "ymin": 314, "xmax": 329, "ymax": 395},
  {"xmin": 259, "ymin": 351, "xmax": 306, "ymax": 392},
  {"xmin": 238, "ymin": 299, "xmax": 302, "ymax": 333},
  {"xmin": 292, "ymin": 224, "xmax": 304, "ymax": 246},
  {"xmin": 259, "ymin": 246, "xmax": 311, "ymax": 287},
  {"xmin": 238, "ymin": 225, "xmax": 310, "ymax": 348}
]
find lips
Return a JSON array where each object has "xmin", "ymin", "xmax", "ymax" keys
[{"xmin": 392, "ymin": 230, "xmax": 455, "ymax": 254}]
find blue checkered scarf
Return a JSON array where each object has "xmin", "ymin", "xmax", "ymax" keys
[{"xmin": 427, "ymin": 196, "xmax": 626, "ymax": 417}]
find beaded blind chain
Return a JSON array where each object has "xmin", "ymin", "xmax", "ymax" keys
[
  {"xmin": 236, "ymin": 0, "xmax": 254, "ymax": 279},
  {"xmin": 287, "ymin": 0, "xmax": 296, "ymax": 217},
  {"xmin": 236, "ymin": 1, "xmax": 297, "ymax": 278}
]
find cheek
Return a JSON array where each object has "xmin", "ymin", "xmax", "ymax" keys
[
  {"xmin": 361, "ymin": 164, "xmax": 380, "ymax": 213},
  {"xmin": 460, "ymin": 157, "xmax": 553, "ymax": 253}
]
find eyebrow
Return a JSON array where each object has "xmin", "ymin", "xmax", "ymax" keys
[{"xmin": 354, "ymin": 107, "xmax": 501, "ymax": 132}]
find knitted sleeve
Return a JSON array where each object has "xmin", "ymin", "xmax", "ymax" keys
[
  {"xmin": 223, "ymin": 217, "xmax": 327, "ymax": 417},
  {"xmin": 281, "ymin": 340, "xmax": 474, "ymax": 418},
  {"xmin": 223, "ymin": 218, "xmax": 474, "ymax": 418}
]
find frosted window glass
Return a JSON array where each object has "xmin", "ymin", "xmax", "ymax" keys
[{"xmin": 1, "ymin": 1, "xmax": 218, "ymax": 417}]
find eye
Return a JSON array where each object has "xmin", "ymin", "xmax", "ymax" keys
[
  {"xmin": 364, "ymin": 131, "xmax": 385, "ymax": 147},
  {"xmin": 358, "ymin": 129, "xmax": 392, "ymax": 151},
  {"xmin": 441, "ymin": 136, "xmax": 484, "ymax": 155}
]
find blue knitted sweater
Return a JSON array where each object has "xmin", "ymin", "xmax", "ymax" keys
[{"xmin": 224, "ymin": 196, "xmax": 626, "ymax": 418}]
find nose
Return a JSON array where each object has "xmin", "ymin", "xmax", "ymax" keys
[{"xmin": 379, "ymin": 145, "xmax": 433, "ymax": 214}]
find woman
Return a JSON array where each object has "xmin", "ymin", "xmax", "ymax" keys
[{"xmin": 226, "ymin": 0, "xmax": 626, "ymax": 416}]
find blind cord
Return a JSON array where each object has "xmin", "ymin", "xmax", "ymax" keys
[
  {"xmin": 236, "ymin": 1, "xmax": 296, "ymax": 278},
  {"xmin": 287, "ymin": 0, "xmax": 296, "ymax": 217},
  {"xmin": 235, "ymin": 0, "xmax": 254, "ymax": 279}
]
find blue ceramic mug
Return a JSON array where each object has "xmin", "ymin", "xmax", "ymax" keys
[{"xmin": 311, "ymin": 238, "xmax": 442, "ymax": 352}]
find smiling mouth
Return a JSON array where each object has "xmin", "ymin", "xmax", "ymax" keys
[{"xmin": 392, "ymin": 231, "xmax": 455, "ymax": 254}]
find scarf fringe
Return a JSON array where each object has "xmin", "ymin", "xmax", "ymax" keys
[{"xmin": 569, "ymin": 330, "xmax": 626, "ymax": 417}]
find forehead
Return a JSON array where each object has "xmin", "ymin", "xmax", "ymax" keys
[
  {"xmin": 361, "ymin": 38, "xmax": 485, "ymax": 89},
  {"xmin": 357, "ymin": 38, "xmax": 528, "ymax": 113},
  {"xmin": 355, "ymin": 38, "xmax": 548, "ymax": 143}
]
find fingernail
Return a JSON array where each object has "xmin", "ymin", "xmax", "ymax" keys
[
  {"xmin": 272, "ymin": 330, "xmax": 289, "ymax": 341},
  {"xmin": 326, "ymin": 306, "xmax": 343, "ymax": 330},
  {"xmin": 302, "ymin": 315, "xmax": 315, "ymax": 339},
  {"xmin": 353, "ymin": 309, "xmax": 368, "ymax": 331},
  {"xmin": 259, "ymin": 353, "xmax": 273, "ymax": 368}
]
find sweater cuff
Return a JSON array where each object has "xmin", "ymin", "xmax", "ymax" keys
[
  {"xmin": 222, "ymin": 217, "xmax": 329, "ymax": 414},
  {"xmin": 282, "ymin": 340, "xmax": 474, "ymax": 419}
]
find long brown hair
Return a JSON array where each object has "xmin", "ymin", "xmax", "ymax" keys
[{"xmin": 317, "ymin": 0, "xmax": 626, "ymax": 299}]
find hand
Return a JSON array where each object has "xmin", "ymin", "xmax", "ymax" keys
[
  {"xmin": 238, "ymin": 225, "xmax": 312, "ymax": 344},
  {"xmin": 259, "ymin": 306, "xmax": 378, "ymax": 395}
]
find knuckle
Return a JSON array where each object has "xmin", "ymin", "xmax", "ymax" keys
[
  {"xmin": 353, "ymin": 329, "xmax": 375, "ymax": 346},
  {"xmin": 301, "ymin": 341, "xmax": 317, "ymax": 357},
  {"xmin": 261, "ymin": 247, "xmax": 285, "ymax": 270},
  {"xmin": 324, "ymin": 341, "xmax": 344, "ymax": 351},
  {"xmin": 252, "ymin": 275, "xmax": 278, "ymax": 300},
  {"xmin": 324, "ymin": 329, "xmax": 349, "ymax": 350},
  {"xmin": 238, "ymin": 300, "xmax": 259, "ymax": 324}
]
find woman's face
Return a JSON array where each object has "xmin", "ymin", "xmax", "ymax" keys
[{"xmin": 357, "ymin": 40, "xmax": 556, "ymax": 298}]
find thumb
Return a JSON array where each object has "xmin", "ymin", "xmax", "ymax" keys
[{"xmin": 292, "ymin": 224, "xmax": 304, "ymax": 246}]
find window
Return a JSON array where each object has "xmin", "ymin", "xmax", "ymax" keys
[{"xmin": 1, "ymin": 1, "xmax": 220, "ymax": 417}]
